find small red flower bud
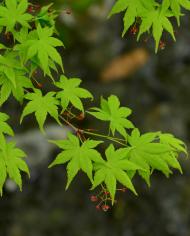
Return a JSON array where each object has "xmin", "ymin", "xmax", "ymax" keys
[
  {"xmin": 130, "ymin": 25, "xmax": 138, "ymax": 35},
  {"xmin": 90, "ymin": 195, "xmax": 98, "ymax": 202},
  {"xmin": 102, "ymin": 205, "xmax": 110, "ymax": 212},
  {"xmin": 96, "ymin": 205, "xmax": 101, "ymax": 210},
  {"xmin": 27, "ymin": 5, "xmax": 34, "ymax": 13},
  {"xmin": 104, "ymin": 191, "xmax": 109, "ymax": 195},
  {"xmin": 159, "ymin": 40, "xmax": 166, "ymax": 50}
]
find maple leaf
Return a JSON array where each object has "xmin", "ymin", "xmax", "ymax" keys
[
  {"xmin": 0, "ymin": 135, "xmax": 29, "ymax": 195},
  {"xmin": 88, "ymin": 95, "xmax": 134, "ymax": 137},
  {"xmin": 0, "ymin": 52, "xmax": 22, "ymax": 88},
  {"xmin": 0, "ymin": 52, "xmax": 34, "ymax": 105},
  {"xmin": 137, "ymin": 2, "xmax": 175, "ymax": 52},
  {"xmin": 159, "ymin": 133, "xmax": 187, "ymax": 154},
  {"xmin": 49, "ymin": 133, "xmax": 103, "ymax": 189},
  {"xmin": 0, "ymin": 71, "xmax": 33, "ymax": 105},
  {"xmin": 20, "ymin": 89, "xmax": 60, "ymax": 132},
  {"xmin": 36, "ymin": 3, "xmax": 57, "ymax": 28},
  {"xmin": 92, "ymin": 144, "xmax": 142, "ymax": 203},
  {"xmin": 55, "ymin": 75, "xmax": 93, "ymax": 112},
  {"xmin": 0, "ymin": 0, "xmax": 33, "ymax": 32},
  {"xmin": 23, "ymin": 24, "xmax": 64, "ymax": 76},
  {"xmin": 169, "ymin": 0, "xmax": 190, "ymax": 24},
  {"xmin": 127, "ymin": 129, "xmax": 183, "ymax": 186},
  {"xmin": 109, "ymin": 0, "xmax": 145, "ymax": 36},
  {"xmin": 0, "ymin": 112, "xmax": 14, "ymax": 137}
]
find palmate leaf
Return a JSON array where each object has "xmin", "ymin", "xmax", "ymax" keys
[
  {"xmin": 108, "ymin": 0, "xmax": 145, "ymax": 36},
  {"xmin": 36, "ymin": 3, "xmax": 57, "ymax": 27},
  {"xmin": 92, "ymin": 144, "xmax": 143, "ymax": 203},
  {"xmin": 0, "ymin": 0, "xmax": 33, "ymax": 33},
  {"xmin": 159, "ymin": 133, "xmax": 187, "ymax": 154},
  {"xmin": 109, "ymin": 0, "xmax": 187, "ymax": 52},
  {"xmin": 88, "ymin": 95, "xmax": 134, "ymax": 137},
  {"xmin": 49, "ymin": 133, "xmax": 103, "ymax": 189},
  {"xmin": 20, "ymin": 89, "xmax": 60, "ymax": 132},
  {"xmin": 0, "ymin": 112, "xmax": 14, "ymax": 137},
  {"xmin": 168, "ymin": 0, "xmax": 190, "ymax": 24},
  {"xmin": 0, "ymin": 52, "xmax": 34, "ymax": 105},
  {"xmin": 138, "ymin": 1, "xmax": 176, "ymax": 52},
  {"xmin": 55, "ymin": 75, "xmax": 93, "ymax": 112},
  {"xmin": 0, "ymin": 52, "xmax": 23, "ymax": 88},
  {"xmin": 0, "ymin": 135, "xmax": 29, "ymax": 195},
  {"xmin": 22, "ymin": 24, "xmax": 64, "ymax": 76},
  {"xmin": 0, "ymin": 71, "xmax": 34, "ymax": 105},
  {"xmin": 126, "ymin": 129, "xmax": 185, "ymax": 186}
]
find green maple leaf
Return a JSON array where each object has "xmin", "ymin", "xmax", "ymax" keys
[
  {"xmin": 0, "ymin": 112, "xmax": 14, "ymax": 136},
  {"xmin": 0, "ymin": 135, "xmax": 29, "ymax": 195},
  {"xmin": 0, "ymin": 52, "xmax": 22, "ymax": 88},
  {"xmin": 92, "ymin": 144, "xmax": 142, "ymax": 203},
  {"xmin": 167, "ymin": 0, "xmax": 190, "ymax": 24},
  {"xmin": 0, "ymin": 52, "xmax": 33, "ymax": 105},
  {"xmin": 36, "ymin": 3, "xmax": 57, "ymax": 28},
  {"xmin": 0, "ymin": 0, "xmax": 33, "ymax": 32},
  {"xmin": 49, "ymin": 133, "xmax": 103, "ymax": 189},
  {"xmin": 137, "ymin": 2, "xmax": 175, "ymax": 52},
  {"xmin": 0, "ymin": 71, "xmax": 33, "ymax": 105},
  {"xmin": 55, "ymin": 75, "xmax": 93, "ymax": 112},
  {"xmin": 159, "ymin": 133, "xmax": 187, "ymax": 154},
  {"xmin": 108, "ymin": 0, "xmax": 143, "ymax": 36},
  {"xmin": 88, "ymin": 95, "xmax": 134, "ymax": 137},
  {"xmin": 23, "ymin": 24, "xmax": 64, "ymax": 76},
  {"xmin": 20, "ymin": 89, "xmax": 60, "ymax": 132},
  {"xmin": 127, "ymin": 129, "xmax": 183, "ymax": 186},
  {"xmin": 179, "ymin": 0, "xmax": 190, "ymax": 9}
]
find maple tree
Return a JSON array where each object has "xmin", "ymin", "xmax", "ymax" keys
[{"xmin": 0, "ymin": 0, "xmax": 188, "ymax": 210}]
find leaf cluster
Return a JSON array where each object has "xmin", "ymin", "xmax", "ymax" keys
[
  {"xmin": 109, "ymin": 0, "xmax": 190, "ymax": 51},
  {"xmin": 0, "ymin": 0, "xmax": 187, "ymax": 202}
]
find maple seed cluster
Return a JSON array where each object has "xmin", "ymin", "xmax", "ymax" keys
[
  {"xmin": 129, "ymin": 23, "xmax": 167, "ymax": 51},
  {"xmin": 130, "ymin": 25, "xmax": 138, "ymax": 35},
  {"xmin": 90, "ymin": 186, "xmax": 127, "ymax": 212},
  {"xmin": 27, "ymin": 4, "xmax": 41, "ymax": 14},
  {"xmin": 159, "ymin": 40, "xmax": 166, "ymax": 50}
]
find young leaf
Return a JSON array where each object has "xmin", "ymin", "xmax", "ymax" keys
[
  {"xmin": 88, "ymin": 95, "xmax": 134, "ymax": 137},
  {"xmin": 138, "ymin": 5, "xmax": 175, "ymax": 52},
  {"xmin": 0, "ymin": 0, "xmax": 33, "ymax": 33},
  {"xmin": 36, "ymin": 3, "xmax": 57, "ymax": 28},
  {"xmin": 21, "ymin": 89, "xmax": 60, "ymax": 132},
  {"xmin": 49, "ymin": 133, "xmax": 103, "ymax": 189},
  {"xmin": 0, "ymin": 135, "xmax": 30, "ymax": 195},
  {"xmin": 23, "ymin": 24, "xmax": 64, "ymax": 76},
  {"xmin": 0, "ymin": 71, "xmax": 34, "ymax": 105},
  {"xmin": 55, "ymin": 75, "xmax": 93, "ymax": 112},
  {"xmin": 159, "ymin": 133, "xmax": 187, "ymax": 154},
  {"xmin": 127, "ymin": 129, "xmax": 183, "ymax": 186},
  {"xmin": 92, "ymin": 144, "xmax": 141, "ymax": 203},
  {"xmin": 0, "ymin": 112, "xmax": 14, "ymax": 136}
]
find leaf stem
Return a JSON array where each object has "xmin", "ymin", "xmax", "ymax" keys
[
  {"xmin": 83, "ymin": 130, "xmax": 127, "ymax": 147},
  {"xmin": 59, "ymin": 115, "xmax": 127, "ymax": 146}
]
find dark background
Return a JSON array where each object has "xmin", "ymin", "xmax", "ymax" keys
[{"xmin": 1, "ymin": 0, "xmax": 190, "ymax": 235}]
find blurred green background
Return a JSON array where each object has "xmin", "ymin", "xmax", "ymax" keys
[{"xmin": 1, "ymin": 0, "xmax": 190, "ymax": 236}]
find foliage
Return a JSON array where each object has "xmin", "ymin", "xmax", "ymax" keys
[
  {"xmin": 0, "ymin": 0, "xmax": 187, "ymax": 208},
  {"xmin": 0, "ymin": 113, "xmax": 29, "ymax": 195},
  {"xmin": 55, "ymin": 75, "xmax": 93, "ymax": 112},
  {"xmin": 109, "ymin": 0, "xmax": 190, "ymax": 52},
  {"xmin": 88, "ymin": 95, "xmax": 134, "ymax": 137}
]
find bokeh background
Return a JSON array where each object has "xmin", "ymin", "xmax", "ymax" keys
[{"xmin": 1, "ymin": 0, "xmax": 190, "ymax": 235}]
